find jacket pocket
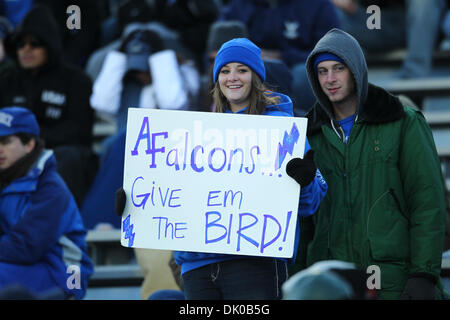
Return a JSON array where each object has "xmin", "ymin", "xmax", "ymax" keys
[{"xmin": 367, "ymin": 189, "xmax": 410, "ymax": 262}]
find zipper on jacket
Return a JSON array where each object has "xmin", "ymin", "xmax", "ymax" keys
[
  {"xmin": 339, "ymin": 126, "xmax": 346, "ymax": 144},
  {"xmin": 326, "ymin": 133, "xmax": 349, "ymax": 259},
  {"xmin": 330, "ymin": 119, "xmax": 346, "ymax": 143}
]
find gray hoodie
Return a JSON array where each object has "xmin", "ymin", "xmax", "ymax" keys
[{"xmin": 305, "ymin": 28, "xmax": 368, "ymax": 122}]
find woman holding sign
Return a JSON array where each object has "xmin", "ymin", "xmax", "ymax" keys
[
  {"xmin": 173, "ymin": 38, "xmax": 327, "ymax": 299},
  {"xmin": 116, "ymin": 38, "xmax": 327, "ymax": 299}
]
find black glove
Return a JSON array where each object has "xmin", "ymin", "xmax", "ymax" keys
[
  {"xmin": 115, "ymin": 187, "xmax": 126, "ymax": 217},
  {"xmin": 286, "ymin": 150, "xmax": 317, "ymax": 187},
  {"xmin": 400, "ymin": 277, "xmax": 436, "ymax": 300}
]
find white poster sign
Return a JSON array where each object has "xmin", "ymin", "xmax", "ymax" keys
[{"xmin": 121, "ymin": 108, "xmax": 307, "ymax": 258}]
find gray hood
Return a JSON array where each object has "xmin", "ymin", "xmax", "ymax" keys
[{"xmin": 306, "ymin": 28, "xmax": 368, "ymax": 121}]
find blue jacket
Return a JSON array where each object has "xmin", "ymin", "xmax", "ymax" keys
[
  {"xmin": 174, "ymin": 92, "xmax": 327, "ymax": 274},
  {"xmin": 0, "ymin": 150, "xmax": 93, "ymax": 299},
  {"xmin": 220, "ymin": 0, "xmax": 340, "ymax": 66}
]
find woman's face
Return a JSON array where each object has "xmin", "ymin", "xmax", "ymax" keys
[{"xmin": 218, "ymin": 62, "xmax": 253, "ymax": 113}]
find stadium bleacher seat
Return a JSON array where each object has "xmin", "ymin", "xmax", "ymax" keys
[{"xmin": 84, "ymin": 229, "xmax": 144, "ymax": 300}]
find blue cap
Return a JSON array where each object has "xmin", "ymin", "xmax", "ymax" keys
[
  {"xmin": 213, "ymin": 38, "xmax": 265, "ymax": 83},
  {"xmin": 314, "ymin": 52, "xmax": 345, "ymax": 73},
  {"xmin": 0, "ymin": 107, "xmax": 40, "ymax": 137}
]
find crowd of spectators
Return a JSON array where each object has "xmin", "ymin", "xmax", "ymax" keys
[{"xmin": 0, "ymin": 0, "xmax": 449, "ymax": 300}]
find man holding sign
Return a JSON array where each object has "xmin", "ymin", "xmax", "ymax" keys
[{"xmin": 116, "ymin": 38, "xmax": 327, "ymax": 300}]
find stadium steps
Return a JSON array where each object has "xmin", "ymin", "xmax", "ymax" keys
[{"xmin": 84, "ymin": 229, "xmax": 143, "ymax": 300}]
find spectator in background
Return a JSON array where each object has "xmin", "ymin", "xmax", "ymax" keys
[
  {"xmin": 1, "ymin": 0, "xmax": 101, "ymax": 68},
  {"xmin": 220, "ymin": 0, "xmax": 340, "ymax": 116},
  {"xmin": 84, "ymin": 21, "xmax": 190, "ymax": 83},
  {"xmin": 158, "ymin": 0, "xmax": 220, "ymax": 72},
  {"xmin": 92, "ymin": 0, "xmax": 219, "ymax": 72},
  {"xmin": 332, "ymin": 0, "xmax": 446, "ymax": 79},
  {"xmin": 0, "ymin": 106, "xmax": 93, "ymax": 299},
  {"xmin": 0, "ymin": 16, "xmax": 13, "ymax": 74},
  {"xmin": 35, "ymin": 0, "xmax": 101, "ymax": 68},
  {"xmin": 0, "ymin": 5, "xmax": 96, "ymax": 206},
  {"xmin": 299, "ymin": 28, "xmax": 448, "ymax": 299},
  {"xmin": 90, "ymin": 28, "xmax": 199, "ymax": 131}
]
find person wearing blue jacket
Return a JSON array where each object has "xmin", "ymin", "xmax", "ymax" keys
[
  {"xmin": 115, "ymin": 38, "xmax": 327, "ymax": 299},
  {"xmin": 175, "ymin": 38, "xmax": 327, "ymax": 299},
  {"xmin": 0, "ymin": 106, "xmax": 93, "ymax": 299}
]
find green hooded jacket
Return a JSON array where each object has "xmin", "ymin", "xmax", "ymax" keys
[{"xmin": 300, "ymin": 28, "xmax": 447, "ymax": 299}]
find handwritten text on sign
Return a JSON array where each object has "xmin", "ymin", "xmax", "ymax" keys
[{"xmin": 121, "ymin": 109, "xmax": 307, "ymax": 258}]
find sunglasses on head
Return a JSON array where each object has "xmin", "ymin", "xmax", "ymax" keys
[{"xmin": 16, "ymin": 37, "xmax": 44, "ymax": 49}]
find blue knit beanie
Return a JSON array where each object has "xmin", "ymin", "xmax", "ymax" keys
[
  {"xmin": 213, "ymin": 38, "xmax": 266, "ymax": 83},
  {"xmin": 313, "ymin": 52, "xmax": 345, "ymax": 73}
]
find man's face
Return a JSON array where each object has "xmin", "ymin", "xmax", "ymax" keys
[
  {"xmin": 317, "ymin": 60, "xmax": 356, "ymax": 104},
  {"xmin": 0, "ymin": 135, "xmax": 34, "ymax": 169},
  {"xmin": 16, "ymin": 34, "xmax": 48, "ymax": 69}
]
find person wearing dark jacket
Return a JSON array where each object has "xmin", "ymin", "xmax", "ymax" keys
[
  {"xmin": 0, "ymin": 5, "xmax": 96, "ymax": 205},
  {"xmin": 298, "ymin": 28, "xmax": 448, "ymax": 300}
]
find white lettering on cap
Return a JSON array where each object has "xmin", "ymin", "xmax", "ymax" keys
[{"xmin": 0, "ymin": 112, "xmax": 13, "ymax": 127}]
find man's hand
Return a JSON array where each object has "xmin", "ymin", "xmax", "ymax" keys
[
  {"xmin": 286, "ymin": 150, "xmax": 317, "ymax": 187},
  {"xmin": 400, "ymin": 277, "xmax": 436, "ymax": 300}
]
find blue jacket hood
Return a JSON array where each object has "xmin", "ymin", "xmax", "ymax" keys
[
  {"xmin": 226, "ymin": 91, "xmax": 294, "ymax": 116},
  {"xmin": 264, "ymin": 91, "xmax": 293, "ymax": 116}
]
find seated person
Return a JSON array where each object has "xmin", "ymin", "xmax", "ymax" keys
[
  {"xmin": 90, "ymin": 28, "xmax": 200, "ymax": 131},
  {"xmin": 84, "ymin": 29, "xmax": 200, "ymax": 229},
  {"xmin": 0, "ymin": 6, "xmax": 96, "ymax": 206},
  {"xmin": 0, "ymin": 106, "xmax": 93, "ymax": 299}
]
